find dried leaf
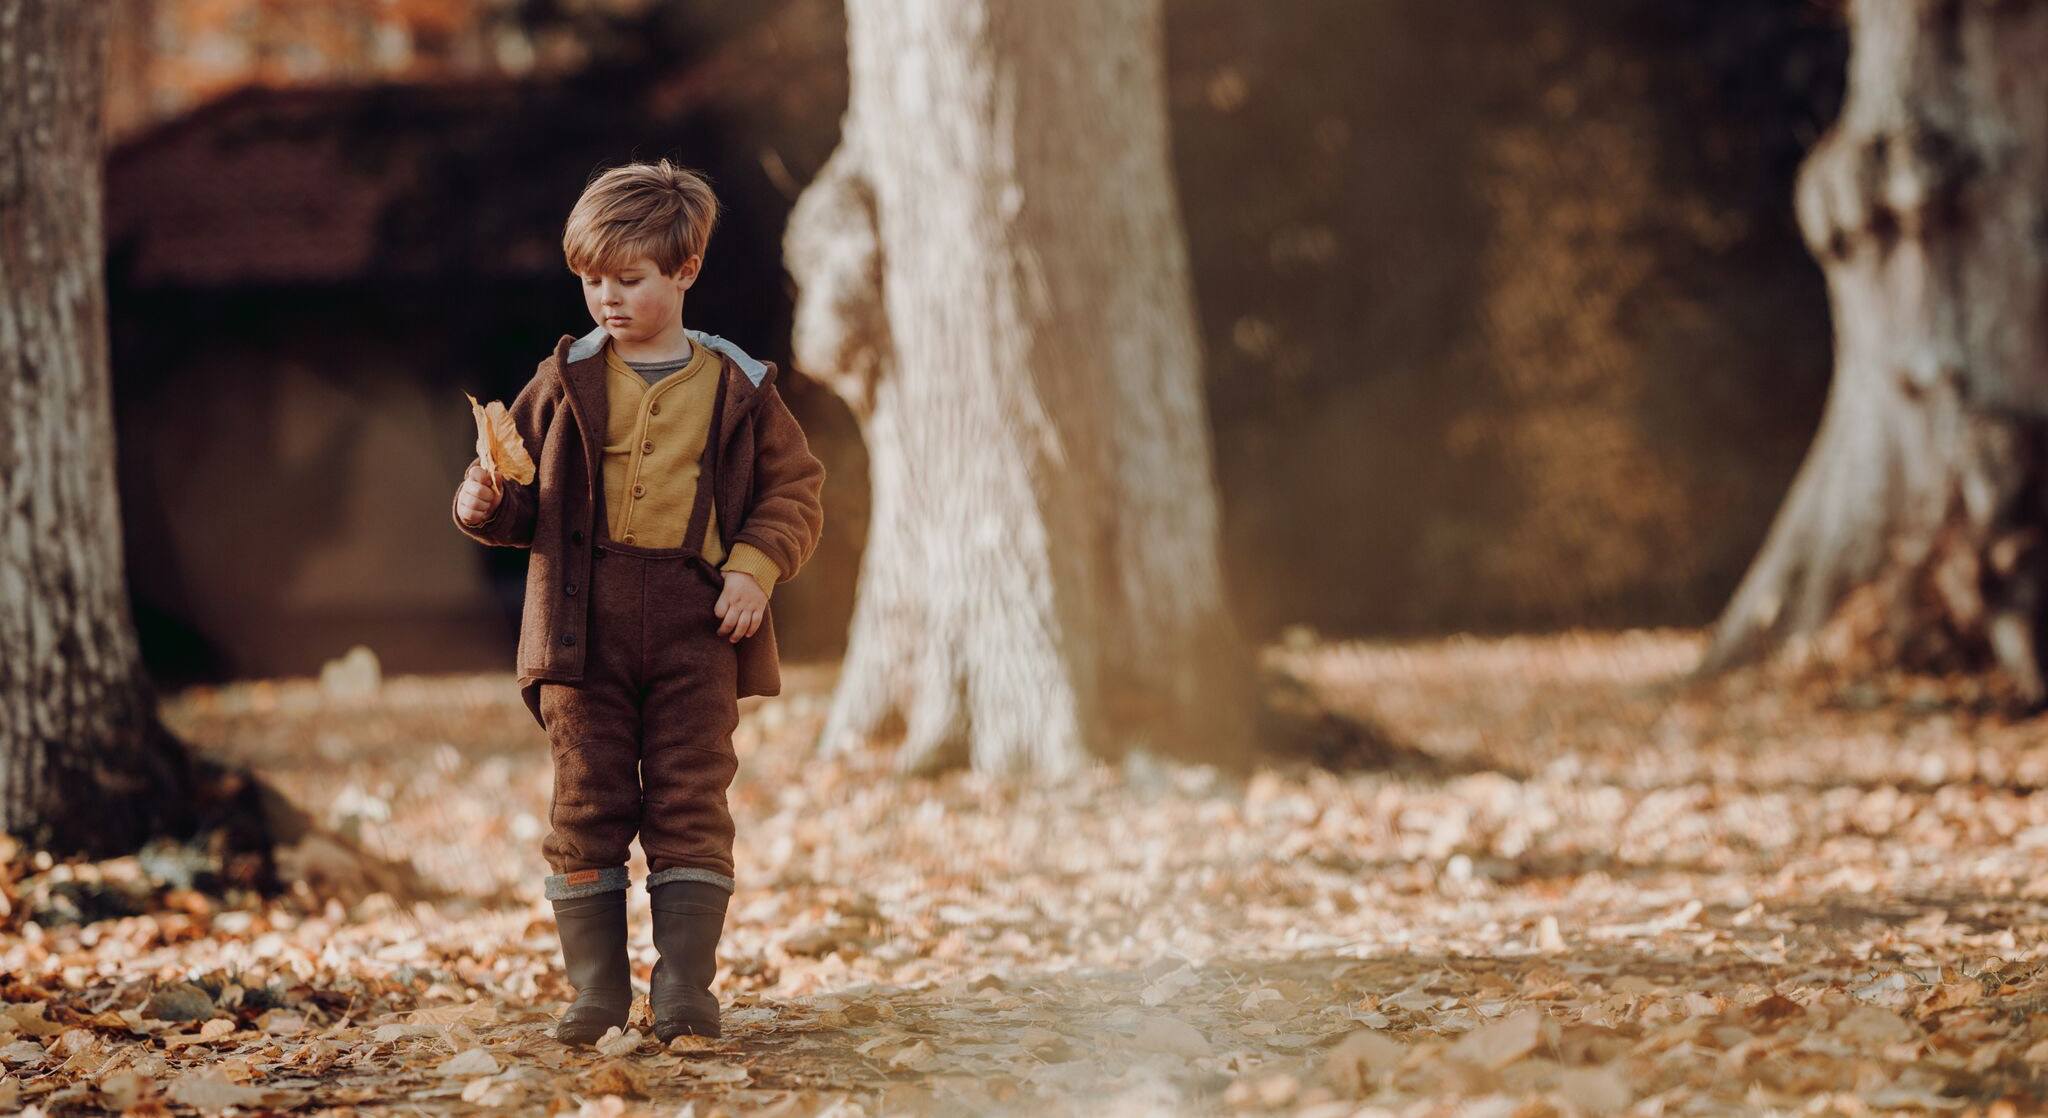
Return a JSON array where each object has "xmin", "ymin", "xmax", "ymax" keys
[
  {"xmin": 409, "ymin": 1002, "xmax": 498, "ymax": 1027},
  {"xmin": 782, "ymin": 924, "xmax": 845, "ymax": 957},
  {"xmin": 257, "ymin": 1009, "xmax": 308, "ymax": 1036},
  {"xmin": 4, "ymin": 1003, "xmax": 67, "ymax": 1037},
  {"xmin": 1326, "ymin": 1030, "xmax": 1405, "ymax": 1096},
  {"xmin": 437, "ymin": 1048, "xmax": 499, "ymax": 1077},
  {"xmin": 466, "ymin": 393, "xmax": 535, "ymax": 486},
  {"xmin": 679, "ymin": 1061, "xmax": 751, "ymax": 1085},
  {"xmin": 0, "ymin": 1040, "xmax": 46, "ymax": 1068},
  {"xmin": 1557, "ymin": 1065, "xmax": 1633, "ymax": 1113},
  {"xmin": 1140, "ymin": 965, "xmax": 1200, "ymax": 1007},
  {"xmin": 97, "ymin": 1067, "xmax": 153, "ymax": 1110},
  {"xmin": 1448, "ymin": 1008, "xmax": 1548, "ymax": 1070},
  {"xmin": 166, "ymin": 1071, "xmax": 305, "ymax": 1113},
  {"xmin": 1131, "ymin": 1016, "xmax": 1209, "ymax": 1058},
  {"xmin": 585, "ymin": 1059, "xmax": 647, "ymax": 1097},
  {"xmin": 888, "ymin": 1040, "xmax": 938, "ymax": 1071},
  {"xmin": 1833, "ymin": 1006, "xmax": 1918, "ymax": 1048}
]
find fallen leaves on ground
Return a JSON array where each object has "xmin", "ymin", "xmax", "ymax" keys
[{"xmin": 0, "ymin": 631, "xmax": 2043, "ymax": 1114}]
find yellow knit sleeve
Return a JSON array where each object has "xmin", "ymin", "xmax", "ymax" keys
[{"xmin": 720, "ymin": 542, "xmax": 782, "ymax": 597}]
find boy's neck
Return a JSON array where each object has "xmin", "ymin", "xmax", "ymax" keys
[{"xmin": 611, "ymin": 319, "xmax": 692, "ymax": 364}]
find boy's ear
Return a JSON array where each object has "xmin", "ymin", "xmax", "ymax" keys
[{"xmin": 679, "ymin": 254, "xmax": 702, "ymax": 289}]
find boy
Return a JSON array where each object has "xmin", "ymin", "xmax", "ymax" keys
[{"xmin": 452, "ymin": 159, "xmax": 825, "ymax": 1046}]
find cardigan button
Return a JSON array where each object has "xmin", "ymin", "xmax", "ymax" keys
[
  {"xmin": 632, "ymin": 484, "xmax": 645, "ymax": 498},
  {"xmin": 642, "ymin": 440, "xmax": 653, "ymax": 453},
  {"xmin": 649, "ymin": 402, "xmax": 660, "ymax": 415}
]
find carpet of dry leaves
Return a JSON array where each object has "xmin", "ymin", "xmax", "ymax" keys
[{"xmin": 5, "ymin": 630, "xmax": 2048, "ymax": 1116}]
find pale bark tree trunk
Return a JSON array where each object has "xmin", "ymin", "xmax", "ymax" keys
[
  {"xmin": 785, "ymin": 0, "xmax": 1253, "ymax": 774},
  {"xmin": 0, "ymin": 1, "xmax": 249, "ymax": 860},
  {"xmin": 1703, "ymin": 0, "xmax": 2048, "ymax": 699}
]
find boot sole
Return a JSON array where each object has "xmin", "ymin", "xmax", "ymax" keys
[
  {"xmin": 555, "ymin": 1022, "xmax": 626, "ymax": 1046},
  {"xmin": 654, "ymin": 1020, "xmax": 722, "ymax": 1043},
  {"xmin": 553, "ymin": 995, "xmax": 633, "ymax": 1047}
]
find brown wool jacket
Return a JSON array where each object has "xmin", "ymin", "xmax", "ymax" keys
[{"xmin": 453, "ymin": 326, "xmax": 826, "ymax": 728}]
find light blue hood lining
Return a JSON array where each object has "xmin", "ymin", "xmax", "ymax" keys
[{"xmin": 567, "ymin": 325, "xmax": 768, "ymax": 387}]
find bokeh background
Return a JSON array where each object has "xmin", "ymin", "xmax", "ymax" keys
[{"xmin": 101, "ymin": 0, "xmax": 1847, "ymax": 686}]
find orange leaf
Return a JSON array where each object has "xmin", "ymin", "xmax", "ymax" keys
[{"xmin": 465, "ymin": 393, "xmax": 536, "ymax": 486}]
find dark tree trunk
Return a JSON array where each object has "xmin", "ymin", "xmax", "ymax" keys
[
  {"xmin": 0, "ymin": 1, "xmax": 255, "ymax": 863},
  {"xmin": 1704, "ymin": 0, "xmax": 2048, "ymax": 700},
  {"xmin": 784, "ymin": 0, "xmax": 1255, "ymax": 774}
]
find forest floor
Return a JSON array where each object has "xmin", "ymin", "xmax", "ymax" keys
[{"xmin": 5, "ymin": 631, "xmax": 2048, "ymax": 1116}]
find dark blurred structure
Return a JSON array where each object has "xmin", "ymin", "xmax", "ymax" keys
[
  {"xmin": 106, "ymin": 1, "xmax": 858, "ymax": 684},
  {"xmin": 1173, "ymin": 0, "xmax": 1845, "ymax": 634},
  {"xmin": 105, "ymin": 0, "xmax": 1846, "ymax": 684}
]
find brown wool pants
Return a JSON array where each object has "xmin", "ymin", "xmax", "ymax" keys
[{"xmin": 538, "ymin": 537, "xmax": 741, "ymax": 897}]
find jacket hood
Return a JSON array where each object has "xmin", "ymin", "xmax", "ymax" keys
[{"xmin": 566, "ymin": 325, "xmax": 770, "ymax": 387}]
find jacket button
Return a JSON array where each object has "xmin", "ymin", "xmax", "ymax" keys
[
  {"xmin": 561, "ymin": 632, "xmax": 576, "ymax": 647},
  {"xmin": 565, "ymin": 582, "xmax": 577, "ymax": 596},
  {"xmin": 642, "ymin": 440, "xmax": 653, "ymax": 453},
  {"xmin": 571, "ymin": 529, "xmax": 584, "ymax": 544}
]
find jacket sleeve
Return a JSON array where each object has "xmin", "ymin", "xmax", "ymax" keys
[
  {"xmin": 730, "ymin": 382, "xmax": 826, "ymax": 584},
  {"xmin": 452, "ymin": 364, "xmax": 559, "ymax": 549}
]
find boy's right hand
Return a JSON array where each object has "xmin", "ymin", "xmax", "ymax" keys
[{"xmin": 456, "ymin": 463, "xmax": 502, "ymax": 526}]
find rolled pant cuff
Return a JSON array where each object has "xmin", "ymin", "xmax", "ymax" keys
[
  {"xmin": 646, "ymin": 866, "xmax": 735, "ymax": 893},
  {"xmin": 545, "ymin": 866, "xmax": 631, "ymax": 900}
]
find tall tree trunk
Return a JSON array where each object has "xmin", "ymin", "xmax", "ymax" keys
[
  {"xmin": 1703, "ymin": 0, "xmax": 2048, "ymax": 699},
  {"xmin": 0, "ymin": 0, "xmax": 211, "ymax": 855},
  {"xmin": 784, "ymin": 0, "xmax": 1253, "ymax": 774}
]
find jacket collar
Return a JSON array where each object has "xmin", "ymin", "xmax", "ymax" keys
[{"xmin": 555, "ymin": 325, "xmax": 777, "ymax": 487}]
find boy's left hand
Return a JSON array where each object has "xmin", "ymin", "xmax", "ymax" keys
[{"xmin": 714, "ymin": 571, "xmax": 768, "ymax": 643}]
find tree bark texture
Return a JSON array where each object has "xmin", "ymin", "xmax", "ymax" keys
[
  {"xmin": 1704, "ymin": 0, "xmax": 2048, "ymax": 699},
  {"xmin": 0, "ymin": 0, "xmax": 202, "ymax": 853},
  {"xmin": 784, "ymin": 0, "xmax": 1253, "ymax": 774}
]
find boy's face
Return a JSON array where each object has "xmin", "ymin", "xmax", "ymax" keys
[{"xmin": 580, "ymin": 253, "xmax": 699, "ymax": 343}]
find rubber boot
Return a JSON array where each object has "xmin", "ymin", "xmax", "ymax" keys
[
  {"xmin": 550, "ymin": 891, "xmax": 633, "ymax": 1046},
  {"xmin": 648, "ymin": 880, "xmax": 728, "ymax": 1041}
]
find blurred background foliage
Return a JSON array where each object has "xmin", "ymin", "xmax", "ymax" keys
[{"xmin": 100, "ymin": 0, "xmax": 1848, "ymax": 685}]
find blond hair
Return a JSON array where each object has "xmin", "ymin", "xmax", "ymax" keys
[{"xmin": 562, "ymin": 158, "xmax": 720, "ymax": 278}]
